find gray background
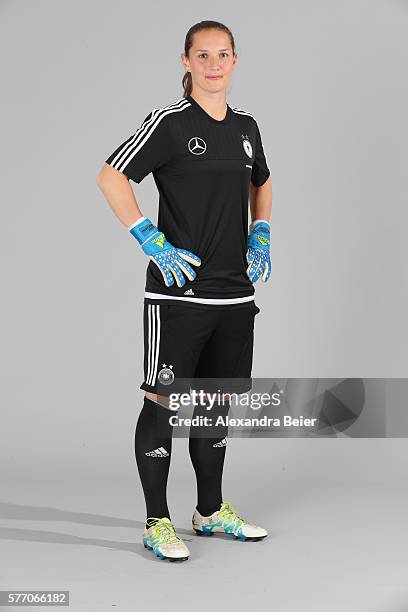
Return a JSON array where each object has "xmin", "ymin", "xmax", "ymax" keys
[{"xmin": 1, "ymin": 0, "xmax": 407, "ymax": 610}]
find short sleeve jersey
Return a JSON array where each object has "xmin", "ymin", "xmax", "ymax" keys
[{"xmin": 105, "ymin": 95, "xmax": 270, "ymax": 309}]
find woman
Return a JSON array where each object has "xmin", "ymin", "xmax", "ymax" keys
[{"xmin": 97, "ymin": 20, "xmax": 272, "ymax": 562}]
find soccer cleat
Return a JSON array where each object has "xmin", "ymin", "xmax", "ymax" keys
[
  {"xmin": 192, "ymin": 501, "xmax": 268, "ymax": 541},
  {"xmin": 143, "ymin": 517, "xmax": 190, "ymax": 561}
]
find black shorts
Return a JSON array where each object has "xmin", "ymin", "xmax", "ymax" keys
[{"xmin": 140, "ymin": 299, "xmax": 261, "ymax": 397}]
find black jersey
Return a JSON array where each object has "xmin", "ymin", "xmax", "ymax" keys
[{"xmin": 105, "ymin": 95, "xmax": 270, "ymax": 309}]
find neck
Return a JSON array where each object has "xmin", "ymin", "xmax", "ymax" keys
[{"xmin": 189, "ymin": 89, "xmax": 228, "ymax": 121}]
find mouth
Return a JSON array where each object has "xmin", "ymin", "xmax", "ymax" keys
[{"xmin": 205, "ymin": 75, "xmax": 223, "ymax": 80}]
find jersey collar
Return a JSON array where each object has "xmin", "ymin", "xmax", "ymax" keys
[{"xmin": 185, "ymin": 94, "xmax": 232, "ymax": 125}]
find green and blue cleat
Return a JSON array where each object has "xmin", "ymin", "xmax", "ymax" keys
[
  {"xmin": 143, "ymin": 517, "xmax": 190, "ymax": 561},
  {"xmin": 192, "ymin": 501, "xmax": 268, "ymax": 542}
]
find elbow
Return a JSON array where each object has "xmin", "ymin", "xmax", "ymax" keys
[
  {"xmin": 96, "ymin": 175, "xmax": 109, "ymax": 194},
  {"xmin": 96, "ymin": 163, "xmax": 112, "ymax": 191},
  {"xmin": 97, "ymin": 163, "xmax": 128, "ymax": 190}
]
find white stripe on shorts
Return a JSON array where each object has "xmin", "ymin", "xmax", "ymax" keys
[{"xmin": 146, "ymin": 304, "xmax": 161, "ymax": 386}]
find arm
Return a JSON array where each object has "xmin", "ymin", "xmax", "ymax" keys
[
  {"xmin": 96, "ymin": 163, "xmax": 143, "ymax": 228},
  {"xmin": 97, "ymin": 108, "xmax": 176, "ymax": 228},
  {"xmin": 96, "ymin": 162, "xmax": 200, "ymax": 287},
  {"xmin": 249, "ymin": 175, "xmax": 272, "ymax": 228},
  {"xmin": 247, "ymin": 176, "xmax": 273, "ymax": 283}
]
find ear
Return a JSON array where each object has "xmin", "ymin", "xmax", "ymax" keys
[{"xmin": 180, "ymin": 53, "xmax": 190, "ymax": 71}]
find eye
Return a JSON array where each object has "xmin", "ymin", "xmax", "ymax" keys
[{"xmin": 198, "ymin": 53, "xmax": 207, "ymax": 59}]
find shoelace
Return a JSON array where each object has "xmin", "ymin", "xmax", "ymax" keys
[
  {"xmin": 146, "ymin": 518, "xmax": 181, "ymax": 544},
  {"xmin": 219, "ymin": 501, "xmax": 245, "ymax": 527}
]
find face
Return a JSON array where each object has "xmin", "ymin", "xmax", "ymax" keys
[{"xmin": 181, "ymin": 28, "xmax": 237, "ymax": 95}]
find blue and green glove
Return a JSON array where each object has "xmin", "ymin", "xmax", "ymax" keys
[
  {"xmin": 246, "ymin": 219, "xmax": 271, "ymax": 283},
  {"xmin": 129, "ymin": 217, "xmax": 201, "ymax": 288}
]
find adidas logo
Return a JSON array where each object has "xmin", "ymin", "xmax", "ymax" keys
[
  {"xmin": 145, "ymin": 447, "xmax": 169, "ymax": 457},
  {"xmin": 151, "ymin": 233, "xmax": 165, "ymax": 248},
  {"xmin": 184, "ymin": 288, "xmax": 194, "ymax": 295},
  {"xmin": 257, "ymin": 235, "xmax": 269, "ymax": 246},
  {"xmin": 213, "ymin": 437, "xmax": 227, "ymax": 448}
]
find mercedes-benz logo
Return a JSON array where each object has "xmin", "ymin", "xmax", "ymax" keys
[{"xmin": 188, "ymin": 137, "xmax": 207, "ymax": 155}]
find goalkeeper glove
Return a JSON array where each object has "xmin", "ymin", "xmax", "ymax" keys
[
  {"xmin": 246, "ymin": 219, "xmax": 271, "ymax": 283},
  {"xmin": 129, "ymin": 217, "xmax": 201, "ymax": 288}
]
